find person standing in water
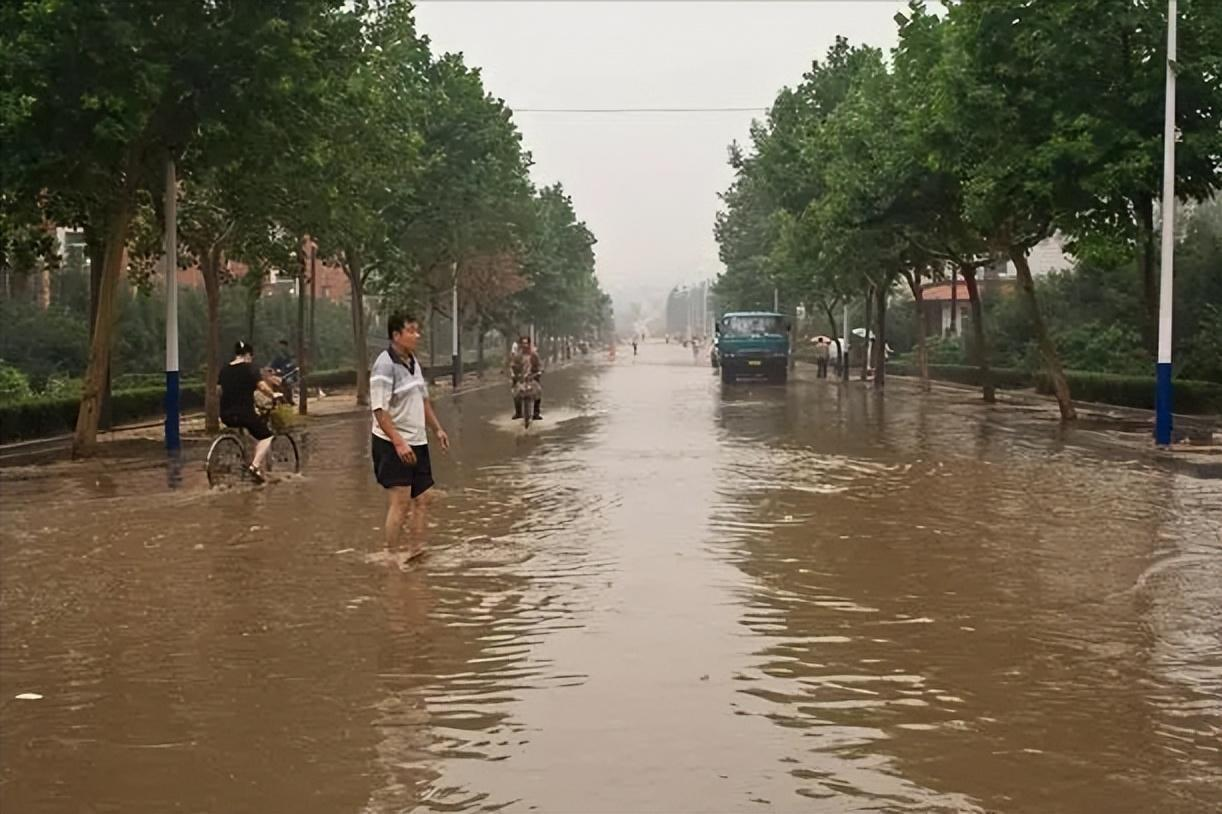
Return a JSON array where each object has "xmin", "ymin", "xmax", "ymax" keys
[{"xmin": 370, "ymin": 312, "xmax": 449, "ymax": 563}]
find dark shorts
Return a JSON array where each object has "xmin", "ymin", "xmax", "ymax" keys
[
  {"xmin": 222, "ymin": 411, "xmax": 272, "ymax": 441},
  {"xmin": 371, "ymin": 436, "xmax": 434, "ymax": 497}
]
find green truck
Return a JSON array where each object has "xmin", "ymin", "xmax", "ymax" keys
[{"xmin": 714, "ymin": 311, "xmax": 790, "ymax": 384}]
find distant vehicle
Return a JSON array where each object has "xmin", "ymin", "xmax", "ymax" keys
[{"xmin": 715, "ymin": 311, "xmax": 790, "ymax": 384}]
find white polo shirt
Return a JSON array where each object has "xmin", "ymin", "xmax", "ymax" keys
[{"xmin": 370, "ymin": 347, "xmax": 429, "ymax": 445}]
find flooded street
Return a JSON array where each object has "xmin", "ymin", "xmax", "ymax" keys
[{"xmin": 2, "ymin": 342, "xmax": 1220, "ymax": 813}]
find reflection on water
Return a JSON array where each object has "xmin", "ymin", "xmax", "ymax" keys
[{"xmin": 2, "ymin": 348, "xmax": 1219, "ymax": 813}]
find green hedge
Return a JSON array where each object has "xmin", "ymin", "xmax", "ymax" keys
[
  {"xmin": 0, "ymin": 384, "xmax": 207, "ymax": 444},
  {"xmin": 1034, "ymin": 371, "xmax": 1222, "ymax": 415},
  {"xmin": 888, "ymin": 363, "xmax": 1031, "ymax": 390},
  {"xmin": 305, "ymin": 368, "xmax": 357, "ymax": 388},
  {"xmin": 886, "ymin": 362, "xmax": 1222, "ymax": 415}
]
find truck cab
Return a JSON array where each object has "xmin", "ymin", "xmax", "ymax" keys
[{"xmin": 715, "ymin": 311, "xmax": 790, "ymax": 384}]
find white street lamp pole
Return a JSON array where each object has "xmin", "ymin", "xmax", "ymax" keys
[
  {"xmin": 1155, "ymin": 0, "xmax": 1177, "ymax": 445},
  {"xmin": 164, "ymin": 156, "xmax": 179, "ymax": 451}
]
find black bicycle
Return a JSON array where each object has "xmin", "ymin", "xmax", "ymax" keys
[{"xmin": 205, "ymin": 395, "xmax": 300, "ymax": 487}]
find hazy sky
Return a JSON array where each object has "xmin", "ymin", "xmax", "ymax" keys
[{"xmin": 413, "ymin": 1, "xmax": 908, "ymax": 305}]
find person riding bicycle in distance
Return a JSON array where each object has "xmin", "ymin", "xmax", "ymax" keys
[
  {"xmin": 510, "ymin": 335, "xmax": 543, "ymax": 421},
  {"xmin": 219, "ymin": 340, "xmax": 277, "ymax": 483}
]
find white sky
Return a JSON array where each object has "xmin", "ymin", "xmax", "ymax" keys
[{"xmin": 413, "ymin": 1, "xmax": 907, "ymax": 307}]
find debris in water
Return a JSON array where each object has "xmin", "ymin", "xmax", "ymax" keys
[{"xmin": 15, "ymin": 693, "xmax": 43, "ymax": 700}]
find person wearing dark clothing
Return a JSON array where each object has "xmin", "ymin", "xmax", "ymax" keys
[
  {"xmin": 270, "ymin": 339, "xmax": 295, "ymax": 405},
  {"xmin": 219, "ymin": 340, "xmax": 276, "ymax": 481}
]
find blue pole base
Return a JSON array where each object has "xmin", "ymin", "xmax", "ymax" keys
[
  {"xmin": 165, "ymin": 369, "xmax": 181, "ymax": 451},
  {"xmin": 1154, "ymin": 362, "xmax": 1173, "ymax": 446}
]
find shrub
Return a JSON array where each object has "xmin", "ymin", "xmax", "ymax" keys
[
  {"xmin": 0, "ymin": 384, "xmax": 206, "ymax": 444},
  {"xmin": 1051, "ymin": 321, "xmax": 1152, "ymax": 376},
  {"xmin": 888, "ymin": 363, "xmax": 1031, "ymax": 390},
  {"xmin": 305, "ymin": 368, "xmax": 356, "ymax": 388},
  {"xmin": 0, "ymin": 362, "xmax": 33, "ymax": 402},
  {"xmin": 1034, "ymin": 371, "xmax": 1222, "ymax": 415}
]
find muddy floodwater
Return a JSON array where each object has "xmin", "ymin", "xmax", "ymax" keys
[{"xmin": 2, "ymin": 342, "xmax": 1220, "ymax": 813}]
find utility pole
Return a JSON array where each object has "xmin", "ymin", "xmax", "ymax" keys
[
  {"xmin": 451, "ymin": 261, "xmax": 460, "ymax": 388},
  {"xmin": 297, "ymin": 242, "xmax": 308, "ymax": 415},
  {"xmin": 1155, "ymin": 0, "xmax": 1177, "ymax": 446},
  {"xmin": 163, "ymin": 156, "xmax": 179, "ymax": 452},
  {"xmin": 309, "ymin": 241, "xmax": 317, "ymax": 395},
  {"xmin": 703, "ymin": 281, "xmax": 709, "ymax": 337}
]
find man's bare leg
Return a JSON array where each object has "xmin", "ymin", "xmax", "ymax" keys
[
  {"xmin": 384, "ymin": 486, "xmax": 413, "ymax": 560},
  {"xmin": 406, "ymin": 491, "xmax": 432, "ymax": 559}
]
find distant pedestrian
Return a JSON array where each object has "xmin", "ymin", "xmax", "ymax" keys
[
  {"xmin": 632, "ymin": 339, "xmax": 638, "ymax": 356},
  {"xmin": 814, "ymin": 337, "xmax": 830, "ymax": 378},
  {"xmin": 271, "ymin": 339, "xmax": 295, "ymax": 404},
  {"xmin": 371, "ymin": 312, "xmax": 450, "ymax": 565}
]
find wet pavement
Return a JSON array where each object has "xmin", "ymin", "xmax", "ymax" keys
[{"xmin": 2, "ymin": 341, "xmax": 1220, "ymax": 813}]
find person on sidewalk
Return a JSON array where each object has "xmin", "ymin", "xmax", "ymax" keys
[
  {"xmin": 270, "ymin": 339, "xmax": 296, "ymax": 405},
  {"xmin": 371, "ymin": 312, "xmax": 449, "ymax": 565}
]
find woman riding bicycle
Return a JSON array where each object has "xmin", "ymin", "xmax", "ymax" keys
[
  {"xmin": 218, "ymin": 340, "xmax": 279, "ymax": 482},
  {"xmin": 510, "ymin": 335, "xmax": 543, "ymax": 421}
]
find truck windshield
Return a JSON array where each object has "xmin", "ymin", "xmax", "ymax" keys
[{"xmin": 723, "ymin": 316, "xmax": 784, "ymax": 337}]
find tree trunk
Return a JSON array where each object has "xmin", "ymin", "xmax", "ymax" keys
[
  {"xmin": 345, "ymin": 252, "xmax": 370, "ymax": 406},
  {"xmin": 477, "ymin": 327, "xmax": 486, "ymax": 374},
  {"xmin": 36, "ymin": 262, "xmax": 50, "ymax": 310},
  {"xmin": 202, "ymin": 247, "xmax": 223, "ymax": 433},
  {"xmin": 309, "ymin": 246, "xmax": 317, "ymax": 379},
  {"xmin": 72, "ymin": 195, "xmax": 137, "ymax": 457},
  {"xmin": 455, "ymin": 308, "xmax": 463, "ymax": 384},
  {"xmin": 874, "ymin": 282, "xmax": 888, "ymax": 389},
  {"xmin": 820, "ymin": 301, "xmax": 844, "ymax": 379},
  {"xmin": 428, "ymin": 298, "xmax": 437, "ymax": 368},
  {"xmin": 1011, "ymin": 248, "xmax": 1075, "ymax": 420},
  {"xmin": 905, "ymin": 272, "xmax": 929, "ymax": 391},
  {"xmin": 9, "ymin": 267, "xmax": 30, "ymax": 300},
  {"xmin": 860, "ymin": 288, "xmax": 873, "ymax": 381},
  {"xmin": 1137, "ymin": 192, "xmax": 1157, "ymax": 351},
  {"xmin": 85, "ymin": 227, "xmax": 112, "ymax": 430},
  {"xmin": 961, "ymin": 266, "xmax": 995, "ymax": 403},
  {"xmin": 297, "ymin": 256, "xmax": 307, "ymax": 416},
  {"xmin": 949, "ymin": 264, "xmax": 958, "ymax": 337},
  {"xmin": 245, "ymin": 288, "xmax": 258, "ymax": 346}
]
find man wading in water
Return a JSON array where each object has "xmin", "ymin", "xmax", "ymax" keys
[{"xmin": 370, "ymin": 312, "xmax": 449, "ymax": 564}]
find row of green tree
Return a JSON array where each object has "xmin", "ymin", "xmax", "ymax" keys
[
  {"xmin": 2, "ymin": 0, "xmax": 611, "ymax": 455},
  {"xmin": 713, "ymin": 0, "xmax": 1222, "ymax": 416},
  {"xmin": 870, "ymin": 198, "xmax": 1221, "ymax": 383}
]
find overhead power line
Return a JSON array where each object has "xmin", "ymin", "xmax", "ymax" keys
[{"xmin": 514, "ymin": 106, "xmax": 768, "ymax": 114}]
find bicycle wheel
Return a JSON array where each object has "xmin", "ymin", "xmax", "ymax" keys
[
  {"xmin": 206, "ymin": 434, "xmax": 248, "ymax": 488},
  {"xmin": 266, "ymin": 433, "xmax": 300, "ymax": 477}
]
